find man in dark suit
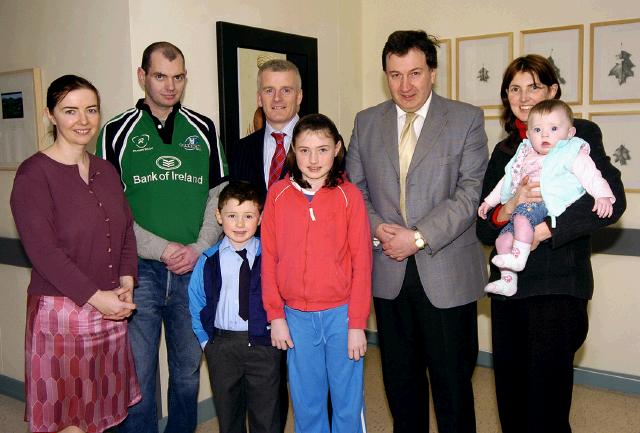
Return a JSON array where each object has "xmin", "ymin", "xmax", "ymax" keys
[
  {"xmin": 229, "ymin": 58, "xmax": 302, "ymax": 433},
  {"xmin": 230, "ymin": 59, "xmax": 302, "ymax": 202},
  {"xmin": 346, "ymin": 30, "xmax": 489, "ymax": 433}
]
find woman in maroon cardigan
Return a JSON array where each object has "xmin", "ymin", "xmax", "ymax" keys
[
  {"xmin": 476, "ymin": 55, "xmax": 626, "ymax": 433},
  {"xmin": 10, "ymin": 75, "xmax": 141, "ymax": 433}
]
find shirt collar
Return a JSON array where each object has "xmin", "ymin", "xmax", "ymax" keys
[
  {"xmin": 220, "ymin": 235, "xmax": 259, "ymax": 260},
  {"xmin": 136, "ymin": 98, "xmax": 180, "ymax": 144},
  {"xmin": 136, "ymin": 98, "xmax": 181, "ymax": 121},
  {"xmin": 265, "ymin": 114, "xmax": 299, "ymax": 138}
]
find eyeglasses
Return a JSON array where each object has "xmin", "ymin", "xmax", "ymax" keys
[{"xmin": 507, "ymin": 83, "xmax": 548, "ymax": 96}]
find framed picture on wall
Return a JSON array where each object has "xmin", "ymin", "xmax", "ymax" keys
[
  {"xmin": 522, "ymin": 25, "xmax": 583, "ymax": 105},
  {"xmin": 589, "ymin": 111, "xmax": 640, "ymax": 192},
  {"xmin": 456, "ymin": 32, "xmax": 513, "ymax": 108},
  {"xmin": 0, "ymin": 68, "xmax": 45, "ymax": 170},
  {"xmin": 434, "ymin": 38, "xmax": 451, "ymax": 98},
  {"xmin": 484, "ymin": 115, "xmax": 508, "ymax": 153},
  {"xmin": 216, "ymin": 22, "xmax": 318, "ymax": 161},
  {"xmin": 590, "ymin": 18, "xmax": 640, "ymax": 104}
]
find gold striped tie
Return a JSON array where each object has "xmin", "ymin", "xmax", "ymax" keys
[{"xmin": 399, "ymin": 112, "xmax": 417, "ymax": 223}]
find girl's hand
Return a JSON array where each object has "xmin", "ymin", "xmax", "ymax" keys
[
  {"xmin": 593, "ymin": 197, "xmax": 614, "ymax": 218},
  {"xmin": 270, "ymin": 318, "xmax": 294, "ymax": 350},
  {"xmin": 88, "ymin": 290, "xmax": 136, "ymax": 321},
  {"xmin": 348, "ymin": 329, "xmax": 367, "ymax": 361}
]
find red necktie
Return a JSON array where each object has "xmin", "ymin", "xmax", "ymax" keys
[{"xmin": 268, "ymin": 132, "xmax": 286, "ymax": 188}]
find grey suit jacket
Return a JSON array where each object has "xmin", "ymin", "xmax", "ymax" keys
[{"xmin": 346, "ymin": 92, "xmax": 489, "ymax": 308}]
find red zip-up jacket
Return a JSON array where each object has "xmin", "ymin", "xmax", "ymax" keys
[{"xmin": 261, "ymin": 176, "xmax": 372, "ymax": 329}]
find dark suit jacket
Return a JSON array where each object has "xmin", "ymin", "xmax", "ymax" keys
[{"xmin": 229, "ymin": 128, "xmax": 288, "ymax": 203}]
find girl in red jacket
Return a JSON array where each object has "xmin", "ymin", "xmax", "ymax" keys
[{"xmin": 261, "ymin": 113, "xmax": 372, "ymax": 433}]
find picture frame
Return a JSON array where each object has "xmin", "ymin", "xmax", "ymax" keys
[
  {"xmin": 484, "ymin": 115, "xmax": 508, "ymax": 154},
  {"xmin": 0, "ymin": 68, "xmax": 44, "ymax": 169},
  {"xmin": 589, "ymin": 111, "xmax": 640, "ymax": 192},
  {"xmin": 216, "ymin": 22, "xmax": 318, "ymax": 161},
  {"xmin": 434, "ymin": 38, "xmax": 451, "ymax": 98},
  {"xmin": 522, "ymin": 25, "xmax": 584, "ymax": 105},
  {"xmin": 456, "ymin": 32, "xmax": 513, "ymax": 108},
  {"xmin": 590, "ymin": 18, "xmax": 640, "ymax": 104}
]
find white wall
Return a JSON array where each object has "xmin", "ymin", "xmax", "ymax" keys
[{"xmin": 361, "ymin": 0, "xmax": 640, "ymax": 376}]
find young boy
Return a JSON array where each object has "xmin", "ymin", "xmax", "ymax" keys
[
  {"xmin": 478, "ymin": 99, "xmax": 615, "ymax": 296},
  {"xmin": 189, "ymin": 181, "xmax": 281, "ymax": 433}
]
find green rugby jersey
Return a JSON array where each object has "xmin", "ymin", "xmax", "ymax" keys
[{"xmin": 97, "ymin": 100, "xmax": 227, "ymax": 245}]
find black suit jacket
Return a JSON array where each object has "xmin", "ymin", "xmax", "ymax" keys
[{"xmin": 229, "ymin": 127, "xmax": 288, "ymax": 203}]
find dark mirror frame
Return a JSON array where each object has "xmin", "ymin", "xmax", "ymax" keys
[{"xmin": 216, "ymin": 21, "xmax": 318, "ymax": 161}]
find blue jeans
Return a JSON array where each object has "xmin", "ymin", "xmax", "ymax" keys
[
  {"xmin": 500, "ymin": 201, "xmax": 548, "ymax": 235},
  {"xmin": 117, "ymin": 259, "xmax": 201, "ymax": 433}
]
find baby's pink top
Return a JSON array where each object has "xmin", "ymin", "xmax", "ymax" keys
[{"xmin": 484, "ymin": 147, "xmax": 615, "ymax": 207}]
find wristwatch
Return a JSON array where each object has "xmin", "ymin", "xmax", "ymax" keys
[{"xmin": 413, "ymin": 228, "xmax": 426, "ymax": 250}]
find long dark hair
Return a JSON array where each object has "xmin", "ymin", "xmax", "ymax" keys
[
  {"xmin": 46, "ymin": 75, "xmax": 100, "ymax": 140},
  {"xmin": 286, "ymin": 113, "xmax": 345, "ymax": 189},
  {"xmin": 500, "ymin": 54, "xmax": 561, "ymax": 134}
]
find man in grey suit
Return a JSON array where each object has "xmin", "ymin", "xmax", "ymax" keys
[{"xmin": 346, "ymin": 30, "xmax": 488, "ymax": 433}]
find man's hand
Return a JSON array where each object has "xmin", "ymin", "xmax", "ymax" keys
[
  {"xmin": 161, "ymin": 242, "xmax": 184, "ymax": 267},
  {"xmin": 270, "ymin": 318, "xmax": 294, "ymax": 350},
  {"xmin": 375, "ymin": 223, "xmax": 397, "ymax": 244},
  {"xmin": 165, "ymin": 245, "xmax": 199, "ymax": 275},
  {"xmin": 380, "ymin": 224, "xmax": 419, "ymax": 261},
  {"xmin": 348, "ymin": 329, "xmax": 367, "ymax": 361}
]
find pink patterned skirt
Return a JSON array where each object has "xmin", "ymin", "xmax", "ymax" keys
[{"xmin": 25, "ymin": 294, "xmax": 141, "ymax": 433}]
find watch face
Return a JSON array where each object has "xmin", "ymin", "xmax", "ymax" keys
[{"xmin": 415, "ymin": 238, "xmax": 425, "ymax": 249}]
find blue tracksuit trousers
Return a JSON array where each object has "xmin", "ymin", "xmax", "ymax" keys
[{"xmin": 285, "ymin": 304, "xmax": 366, "ymax": 433}]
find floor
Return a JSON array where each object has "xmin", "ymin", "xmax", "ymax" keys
[{"xmin": 2, "ymin": 346, "xmax": 639, "ymax": 433}]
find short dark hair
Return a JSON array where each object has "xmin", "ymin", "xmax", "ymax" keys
[
  {"xmin": 500, "ymin": 55, "xmax": 561, "ymax": 133},
  {"xmin": 528, "ymin": 99, "xmax": 573, "ymax": 126},
  {"xmin": 382, "ymin": 30, "xmax": 439, "ymax": 71},
  {"xmin": 218, "ymin": 181, "xmax": 263, "ymax": 212},
  {"xmin": 46, "ymin": 75, "xmax": 100, "ymax": 140},
  {"xmin": 286, "ymin": 113, "xmax": 345, "ymax": 189},
  {"xmin": 141, "ymin": 42, "xmax": 185, "ymax": 73}
]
